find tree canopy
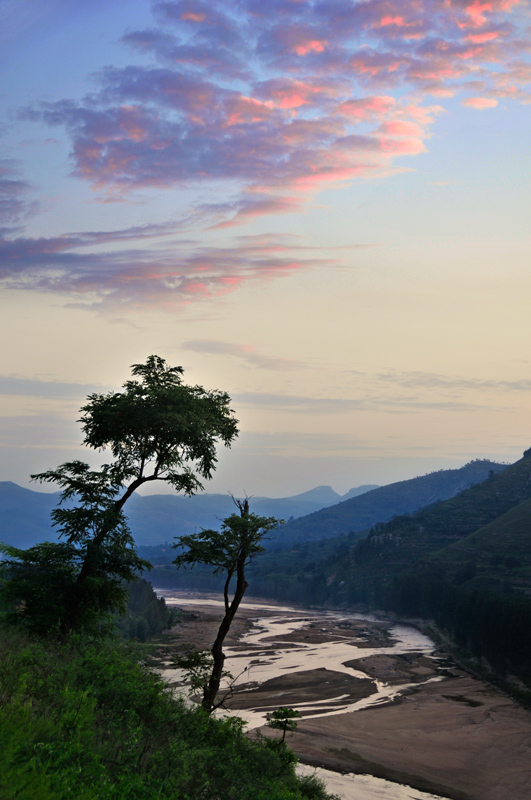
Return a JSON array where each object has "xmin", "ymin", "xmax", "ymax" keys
[
  {"xmin": 77, "ymin": 354, "xmax": 239, "ymax": 498},
  {"xmin": 266, "ymin": 708, "xmax": 301, "ymax": 743}
]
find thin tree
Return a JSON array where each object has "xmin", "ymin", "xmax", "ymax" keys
[
  {"xmin": 173, "ymin": 499, "xmax": 282, "ymax": 712},
  {"xmin": 266, "ymin": 707, "xmax": 301, "ymax": 743}
]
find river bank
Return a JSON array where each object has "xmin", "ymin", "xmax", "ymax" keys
[{"xmin": 154, "ymin": 592, "xmax": 531, "ymax": 800}]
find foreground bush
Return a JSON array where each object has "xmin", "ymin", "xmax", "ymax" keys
[{"xmin": 0, "ymin": 627, "xmax": 335, "ymax": 800}]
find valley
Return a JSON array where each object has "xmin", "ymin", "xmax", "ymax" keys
[{"xmin": 153, "ymin": 593, "xmax": 531, "ymax": 800}]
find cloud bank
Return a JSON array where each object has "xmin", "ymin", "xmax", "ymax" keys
[
  {"xmin": 25, "ymin": 0, "xmax": 529, "ymax": 204},
  {"xmin": 1, "ymin": 0, "xmax": 529, "ymax": 308}
]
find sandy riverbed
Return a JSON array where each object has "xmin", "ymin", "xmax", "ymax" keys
[{"xmin": 154, "ymin": 595, "xmax": 531, "ymax": 800}]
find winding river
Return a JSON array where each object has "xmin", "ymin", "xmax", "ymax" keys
[{"xmin": 158, "ymin": 592, "xmax": 447, "ymax": 800}]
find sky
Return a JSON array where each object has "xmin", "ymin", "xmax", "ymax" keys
[{"xmin": 0, "ymin": 0, "xmax": 530, "ymax": 498}]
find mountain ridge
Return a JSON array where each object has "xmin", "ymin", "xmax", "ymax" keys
[
  {"xmin": 268, "ymin": 459, "xmax": 508, "ymax": 549},
  {"xmin": 0, "ymin": 481, "xmax": 375, "ymax": 548}
]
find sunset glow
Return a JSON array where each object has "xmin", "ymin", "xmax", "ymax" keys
[{"xmin": 0, "ymin": 0, "xmax": 529, "ymax": 495}]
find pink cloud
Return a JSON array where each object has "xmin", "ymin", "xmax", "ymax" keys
[
  {"xmin": 402, "ymin": 103, "xmax": 445, "ymax": 125},
  {"xmin": 211, "ymin": 195, "xmax": 304, "ymax": 228},
  {"xmin": 450, "ymin": 0, "xmax": 521, "ymax": 28},
  {"xmin": 466, "ymin": 31, "xmax": 501, "ymax": 42},
  {"xmin": 466, "ymin": 2, "xmax": 495, "ymax": 26},
  {"xmin": 377, "ymin": 120, "xmax": 425, "ymax": 136},
  {"xmin": 379, "ymin": 16, "xmax": 414, "ymax": 28},
  {"xmin": 294, "ymin": 39, "xmax": 327, "ymax": 55},
  {"xmin": 377, "ymin": 136, "xmax": 426, "ymax": 155},
  {"xmin": 256, "ymin": 78, "xmax": 340, "ymax": 110},
  {"xmin": 180, "ymin": 11, "xmax": 206, "ymax": 22},
  {"xmin": 224, "ymin": 96, "xmax": 274, "ymax": 126},
  {"xmin": 9, "ymin": 0, "xmax": 529, "ymax": 309},
  {"xmin": 463, "ymin": 0, "xmax": 520, "ymax": 27},
  {"xmin": 462, "ymin": 96, "xmax": 499, "ymax": 107},
  {"xmin": 338, "ymin": 96, "xmax": 396, "ymax": 120}
]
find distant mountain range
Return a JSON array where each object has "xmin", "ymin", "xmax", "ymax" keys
[
  {"xmin": 268, "ymin": 459, "xmax": 508, "ymax": 549},
  {"xmin": 0, "ymin": 458, "xmax": 512, "ymax": 557},
  {"xmin": 0, "ymin": 481, "xmax": 378, "ymax": 549}
]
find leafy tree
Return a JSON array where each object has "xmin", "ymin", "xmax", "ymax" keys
[
  {"xmin": 262, "ymin": 707, "xmax": 301, "ymax": 767},
  {"xmin": 0, "ymin": 356, "xmax": 238, "ymax": 636},
  {"xmin": 173, "ymin": 499, "xmax": 282, "ymax": 712}
]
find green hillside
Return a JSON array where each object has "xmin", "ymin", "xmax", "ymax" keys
[
  {"xmin": 427, "ymin": 497, "xmax": 531, "ymax": 595},
  {"xmin": 0, "ymin": 627, "xmax": 335, "ymax": 800},
  {"xmin": 268, "ymin": 459, "xmax": 507, "ymax": 549}
]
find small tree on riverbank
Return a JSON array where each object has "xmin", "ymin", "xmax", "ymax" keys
[
  {"xmin": 266, "ymin": 707, "xmax": 301, "ymax": 743},
  {"xmin": 173, "ymin": 498, "xmax": 282, "ymax": 712}
]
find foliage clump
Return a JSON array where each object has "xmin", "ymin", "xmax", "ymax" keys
[{"xmin": 266, "ymin": 707, "xmax": 301, "ymax": 743}]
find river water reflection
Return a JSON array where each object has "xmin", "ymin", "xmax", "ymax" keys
[{"xmin": 158, "ymin": 592, "xmax": 446, "ymax": 800}]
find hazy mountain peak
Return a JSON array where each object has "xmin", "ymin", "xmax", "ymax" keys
[
  {"xmin": 341, "ymin": 485, "xmax": 380, "ymax": 501},
  {"xmin": 288, "ymin": 486, "xmax": 341, "ymax": 504}
]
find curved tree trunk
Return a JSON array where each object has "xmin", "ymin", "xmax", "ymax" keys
[{"xmin": 202, "ymin": 560, "xmax": 248, "ymax": 713}]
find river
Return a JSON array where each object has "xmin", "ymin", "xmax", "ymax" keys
[{"xmin": 157, "ymin": 592, "xmax": 447, "ymax": 800}]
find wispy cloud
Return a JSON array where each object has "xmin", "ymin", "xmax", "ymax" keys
[
  {"xmin": 374, "ymin": 369, "xmax": 531, "ymax": 392},
  {"xmin": 462, "ymin": 96, "xmax": 499, "ymax": 107},
  {"xmin": 0, "ymin": 230, "xmax": 344, "ymax": 309},
  {"xmin": 0, "ymin": 159, "xmax": 38, "ymax": 232},
  {"xmin": 234, "ymin": 390, "xmax": 484, "ymax": 413},
  {"xmin": 0, "ymin": 376, "xmax": 104, "ymax": 399},
  {"xmin": 0, "ymin": 414, "xmax": 84, "ymax": 452},
  {"xmin": 233, "ymin": 430, "xmax": 379, "ymax": 456},
  {"xmin": 182, "ymin": 340, "xmax": 307, "ymax": 371}
]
